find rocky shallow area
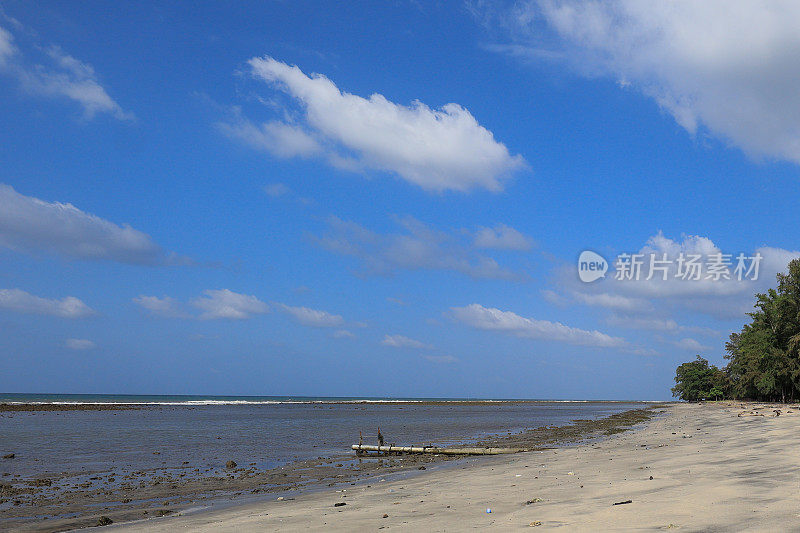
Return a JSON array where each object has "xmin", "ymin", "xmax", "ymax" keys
[{"xmin": 0, "ymin": 407, "xmax": 655, "ymax": 532}]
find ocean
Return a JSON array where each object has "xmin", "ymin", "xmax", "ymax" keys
[{"xmin": 0, "ymin": 394, "xmax": 649, "ymax": 476}]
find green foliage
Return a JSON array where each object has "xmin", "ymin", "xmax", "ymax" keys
[
  {"xmin": 724, "ymin": 258, "xmax": 800, "ymax": 401},
  {"xmin": 677, "ymin": 258, "xmax": 800, "ymax": 402},
  {"xmin": 672, "ymin": 356, "xmax": 726, "ymax": 401}
]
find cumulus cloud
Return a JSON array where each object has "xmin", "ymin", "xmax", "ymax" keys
[
  {"xmin": 473, "ymin": 224, "xmax": 534, "ymax": 250},
  {"xmin": 450, "ymin": 303, "xmax": 627, "ymax": 348},
  {"xmin": 65, "ymin": 338, "xmax": 96, "ymax": 350},
  {"xmin": 605, "ymin": 315, "xmax": 719, "ymax": 337},
  {"xmin": 489, "ymin": 1, "xmax": 800, "ymax": 165},
  {"xmin": 314, "ymin": 216, "xmax": 524, "ymax": 280},
  {"xmin": 132, "ymin": 291, "xmax": 352, "ymax": 327},
  {"xmin": 572, "ymin": 292, "xmax": 650, "ymax": 312},
  {"xmin": 221, "ymin": 119, "xmax": 322, "ymax": 158},
  {"xmin": 277, "ymin": 304, "xmax": 345, "ymax": 327},
  {"xmin": 192, "ymin": 289, "xmax": 269, "ymax": 320},
  {"xmin": 132, "ymin": 295, "xmax": 188, "ymax": 318},
  {"xmin": 333, "ymin": 329, "xmax": 355, "ymax": 339},
  {"xmin": 0, "ymin": 24, "xmax": 131, "ymax": 120},
  {"xmin": 0, "ymin": 184, "xmax": 186, "ymax": 265},
  {"xmin": 382, "ymin": 334, "xmax": 432, "ymax": 350},
  {"xmin": 673, "ymin": 337, "xmax": 712, "ymax": 352},
  {"xmin": 0, "ymin": 288, "xmax": 94, "ymax": 318},
  {"xmin": 561, "ymin": 232, "xmax": 800, "ymax": 320},
  {"xmin": 222, "ymin": 56, "xmax": 526, "ymax": 192}
]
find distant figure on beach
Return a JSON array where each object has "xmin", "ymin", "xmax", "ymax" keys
[{"xmin": 378, "ymin": 427, "xmax": 384, "ymax": 447}]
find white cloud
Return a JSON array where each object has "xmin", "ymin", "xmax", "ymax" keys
[
  {"xmin": 561, "ymin": 232, "xmax": 800, "ymax": 320},
  {"xmin": 260, "ymin": 181, "xmax": 313, "ymax": 205},
  {"xmin": 65, "ymin": 338, "xmax": 95, "ymax": 350},
  {"xmin": 450, "ymin": 303, "xmax": 627, "ymax": 348},
  {"xmin": 315, "ymin": 216, "xmax": 523, "ymax": 280},
  {"xmin": 382, "ymin": 334, "xmax": 432, "ymax": 350},
  {"xmin": 278, "ymin": 304, "xmax": 345, "ymax": 327},
  {"xmin": 221, "ymin": 119, "xmax": 322, "ymax": 158},
  {"xmin": 0, "ymin": 24, "xmax": 131, "ymax": 120},
  {"xmin": 223, "ymin": 56, "xmax": 526, "ymax": 192},
  {"xmin": 133, "ymin": 295, "xmax": 188, "ymax": 318},
  {"xmin": 192, "ymin": 289, "xmax": 269, "ymax": 320},
  {"xmin": 572, "ymin": 292, "xmax": 650, "ymax": 312},
  {"xmin": 493, "ymin": 1, "xmax": 800, "ymax": 165},
  {"xmin": 673, "ymin": 337, "xmax": 712, "ymax": 352},
  {"xmin": 473, "ymin": 224, "xmax": 534, "ymax": 250},
  {"xmin": 333, "ymin": 329, "xmax": 355, "ymax": 339},
  {"xmin": 605, "ymin": 315, "xmax": 719, "ymax": 337},
  {"xmin": 541, "ymin": 289, "xmax": 569, "ymax": 306},
  {"xmin": 0, "ymin": 288, "xmax": 94, "ymax": 318},
  {"xmin": 0, "ymin": 184, "xmax": 185, "ymax": 265},
  {"xmin": 0, "ymin": 25, "xmax": 14, "ymax": 66}
]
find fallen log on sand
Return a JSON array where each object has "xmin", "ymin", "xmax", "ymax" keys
[{"xmin": 351, "ymin": 444, "xmax": 527, "ymax": 456}]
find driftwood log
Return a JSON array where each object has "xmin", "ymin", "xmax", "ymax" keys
[{"xmin": 351, "ymin": 444, "xmax": 527, "ymax": 456}]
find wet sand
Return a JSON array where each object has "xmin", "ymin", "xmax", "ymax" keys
[
  {"xmin": 105, "ymin": 402, "xmax": 800, "ymax": 532},
  {"xmin": 0, "ymin": 407, "xmax": 653, "ymax": 531}
]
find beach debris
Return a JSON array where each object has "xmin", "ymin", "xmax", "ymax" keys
[
  {"xmin": 225, "ymin": 460, "xmax": 237, "ymax": 469},
  {"xmin": 383, "ymin": 514, "xmax": 389, "ymax": 518},
  {"xmin": 613, "ymin": 500, "xmax": 633, "ymax": 506},
  {"xmin": 96, "ymin": 516, "xmax": 113, "ymax": 526},
  {"xmin": 649, "ymin": 476, "xmax": 654, "ymax": 480},
  {"xmin": 486, "ymin": 508, "xmax": 492, "ymax": 513},
  {"xmin": 529, "ymin": 521, "xmax": 542, "ymax": 527},
  {"xmin": 335, "ymin": 502, "xmax": 347, "ymax": 507},
  {"xmin": 418, "ymin": 466, "xmax": 426, "ymax": 470},
  {"xmin": 2, "ymin": 453, "xmax": 14, "ymax": 459},
  {"xmin": 277, "ymin": 496, "xmax": 284, "ymax": 501},
  {"xmin": 567, "ymin": 471, "xmax": 575, "ymax": 475},
  {"xmin": 526, "ymin": 498, "xmax": 543, "ymax": 504}
]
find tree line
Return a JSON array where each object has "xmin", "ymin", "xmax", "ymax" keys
[{"xmin": 672, "ymin": 258, "xmax": 800, "ymax": 402}]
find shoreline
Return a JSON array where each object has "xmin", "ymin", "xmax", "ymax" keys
[
  {"xmin": 0, "ymin": 404, "xmax": 656, "ymax": 531},
  {"xmin": 0, "ymin": 400, "xmax": 659, "ymax": 411},
  {"xmin": 104, "ymin": 402, "xmax": 800, "ymax": 532}
]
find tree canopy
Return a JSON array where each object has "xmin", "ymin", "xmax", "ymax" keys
[
  {"xmin": 673, "ymin": 258, "xmax": 800, "ymax": 402},
  {"xmin": 671, "ymin": 356, "xmax": 726, "ymax": 401}
]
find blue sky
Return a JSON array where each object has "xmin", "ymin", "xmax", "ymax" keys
[{"xmin": 2, "ymin": 1, "xmax": 799, "ymax": 400}]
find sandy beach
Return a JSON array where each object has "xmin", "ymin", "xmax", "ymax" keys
[{"xmin": 101, "ymin": 402, "xmax": 799, "ymax": 532}]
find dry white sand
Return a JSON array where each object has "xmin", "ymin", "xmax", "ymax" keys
[{"xmin": 108, "ymin": 403, "xmax": 800, "ymax": 532}]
